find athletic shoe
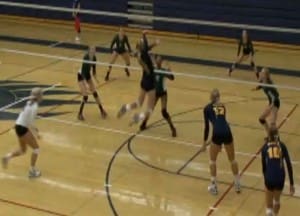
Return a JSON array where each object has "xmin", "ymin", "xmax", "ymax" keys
[
  {"xmin": 117, "ymin": 105, "xmax": 127, "ymax": 119},
  {"xmin": 208, "ymin": 183, "xmax": 218, "ymax": 195},
  {"xmin": 234, "ymin": 180, "xmax": 241, "ymax": 193},
  {"xmin": 29, "ymin": 169, "xmax": 41, "ymax": 178},
  {"xmin": 2, "ymin": 157, "xmax": 8, "ymax": 169}
]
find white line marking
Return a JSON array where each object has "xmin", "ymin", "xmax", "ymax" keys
[
  {"xmin": 39, "ymin": 116, "xmax": 300, "ymax": 165},
  {"xmin": 49, "ymin": 41, "xmax": 63, "ymax": 48},
  {"xmin": 1, "ymin": 48, "xmax": 300, "ymax": 91}
]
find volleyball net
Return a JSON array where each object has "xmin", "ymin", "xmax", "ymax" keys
[{"xmin": 0, "ymin": 0, "xmax": 300, "ymax": 103}]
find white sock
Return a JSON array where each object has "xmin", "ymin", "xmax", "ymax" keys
[
  {"xmin": 5, "ymin": 153, "xmax": 12, "ymax": 159},
  {"xmin": 211, "ymin": 176, "xmax": 216, "ymax": 184},
  {"xmin": 125, "ymin": 104, "xmax": 131, "ymax": 111},
  {"xmin": 139, "ymin": 113, "xmax": 146, "ymax": 121}
]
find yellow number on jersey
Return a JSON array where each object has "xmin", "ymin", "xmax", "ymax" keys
[
  {"xmin": 268, "ymin": 147, "xmax": 281, "ymax": 159},
  {"xmin": 213, "ymin": 106, "xmax": 225, "ymax": 116}
]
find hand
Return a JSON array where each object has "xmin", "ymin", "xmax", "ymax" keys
[{"xmin": 290, "ymin": 185, "xmax": 295, "ymax": 196}]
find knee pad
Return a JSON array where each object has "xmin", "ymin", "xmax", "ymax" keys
[
  {"xmin": 259, "ymin": 118, "xmax": 266, "ymax": 125},
  {"xmin": 209, "ymin": 160, "xmax": 216, "ymax": 165},
  {"xmin": 32, "ymin": 148, "xmax": 40, "ymax": 155},
  {"xmin": 83, "ymin": 95, "xmax": 88, "ymax": 102},
  {"xmin": 273, "ymin": 199, "xmax": 280, "ymax": 206},
  {"xmin": 93, "ymin": 92, "xmax": 98, "ymax": 98},
  {"xmin": 251, "ymin": 61, "xmax": 255, "ymax": 67},
  {"xmin": 161, "ymin": 109, "xmax": 170, "ymax": 119}
]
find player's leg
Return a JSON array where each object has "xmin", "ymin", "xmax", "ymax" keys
[
  {"xmin": 121, "ymin": 52, "xmax": 131, "ymax": 77},
  {"xmin": 131, "ymin": 89, "xmax": 156, "ymax": 125},
  {"xmin": 270, "ymin": 101, "xmax": 279, "ymax": 128},
  {"xmin": 2, "ymin": 128, "xmax": 27, "ymax": 169},
  {"xmin": 259, "ymin": 105, "xmax": 272, "ymax": 134},
  {"xmin": 250, "ymin": 55, "xmax": 258, "ymax": 78},
  {"xmin": 78, "ymin": 79, "xmax": 89, "ymax": 120},
  {"xmin": 228, "ymin": 54, "xmax": 249, "ymax": 76},
  {"xmin": 265, "ymin": 189, "xmax": 275, "ymax": 216},
  {"xmin": 105, "ymin": 51, "xmax": 119, "ymax": 81},
  {"xmin": 160, "ymin": 93, "xmax": 177, "ymax": 137},
  {"xmin": 117, "ymin": 89, "xmax": 146, "ymax": 118},
  {"xmin": 140, "ymin": 96, "xmax": 158, "ymax": 131},
  {"xmin": 87, "ymin": 79, "xmax": 107, "ymax": 118},
  {"xmin": 273, "ymin": 190, "xmax": 282, "ymax": 215},
  {"xmin": 224, "ymin": 142, "xmax": 241, "ymax": 193},
  {"xmin": 208, "ymin": 142, "xmax": 221, "ymax": 195},
  {"xmin": 74, "ymin": 15, "xmax": 81, "ymax": 42},
  {"xmin": 26, "ymin": 130, "xmax": 41, "ymax": 178}
]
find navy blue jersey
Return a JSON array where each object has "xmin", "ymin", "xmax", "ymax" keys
[
  {"xmin": 203, "ymin": 103, "xmax": 231, "ymax": 141},
  {"xmin": 237, "ymin": 38, "xmax": 254, "ymax": 56},
  {"xmin": 110, "ymin": 34, "xmax": 131, "ymax": 53},
  {"xmin": 261, "ymin": 141, "xmax": 294, "ymax": 186},
  {"xmin": 257, "ymin": 80, "xmax": 279, "ymax": 105},
  {"xmin": 140, "ymin": 34, "xmax": 154, "ymax": 76}
]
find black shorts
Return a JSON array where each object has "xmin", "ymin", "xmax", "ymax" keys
[
  {"xmin": 113, "ymin": 49, "xmax": 127, "ymax": 55},
  {"xmin": 243, "ymin": 49, "xmax": 251, "ymax": 56},
  {"xmin": 156, "ymin": 91, "xmax": 167, "ymax": 98},
  {"xmin": 77, "ymin": 72, "xmax": 91, "ymax": 82},
  {"xmin": 141, "ymin": 77, "xmax": 155, "ymax": 92},
  {"xmin": 212, "ymin": 130, "xmax": 233, "ymax": 145},
  {"xmin": 269, "ymin": 98, "xmax": 280, "ymax": 109},
  {"xmin": 265, "ymin": 178, "xmax": 285, "ymax": 191},
  {"xmin": 15, "ymin": 125, "xmax": 28, "ymax": 137}
]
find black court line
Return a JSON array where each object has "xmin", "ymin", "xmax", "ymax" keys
[
  {"xmin": 176, "ymin": 149, "xmax": 204, "ymax": 174},
  {"xmin": 104, "ymin": 98, "xmax": 252, "ymax": 215},
  {"xmin": 127, "ymin": 139, "xmax": 300, "ymax": 200}
]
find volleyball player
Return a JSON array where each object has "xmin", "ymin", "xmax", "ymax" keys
[
  {"xmin": 200, "ymin": 89, "xmax": 241, "ymax": 195},
  {"xmin": 117, "ymin": 30, "xmax": 159, "ymax": 125},
  {"xmin": 261, "ymin": 127, "xmax": 295, "ymax": 216},
  {"xmin": 105, "ymin": 28, "xmax": 132, "ymax": 81},
  {"xmin": 72, "ymin": 0, "xmax": 81, "ymax": 42},
  {"xmin": 2, "ymin": 88, "xmax": 43, "ymax": 178},
  {"xmin": 228, "ymin": 30, "xmax": 258, "ymax": 78},
  {"xmin": 140, "ymin": 55, "xmax": 177, "ymax": 137},
  {"xmin": 252, "ymin": 68, "xmax": 280, "ymax": 134},
  {"xmin": 77, "ymin": 46, "xmax": 107, "ymax": 120}
]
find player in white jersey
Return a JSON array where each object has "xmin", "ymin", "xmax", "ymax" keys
[{"xmin": 2, "ymin": 88, "xmax": 43, "ymax": 178}]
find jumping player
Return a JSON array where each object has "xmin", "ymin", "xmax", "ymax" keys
[
  {"xmin": 200, "ymin": 89, "xmax": 241, "ymax": 195},
  {"xmin": 117, "ymin": 30, "xmax": 159, "ymax": 125},
  {"xmin": 77, "ymin": 46, "xmax": 107, "ymax": 120},
  {"xmin": 252, "ymin": 68, "xmax": 280, "ymax": 134},
  {"xmin": 105, "ymin": 28, "xmax": 132, "ymax": 81},
  {"xmin": 140, "ymin": 55, "xmax": 177, "ymax": 137},
  {"xmin": 261, "ymin": 127, "xmax": 295, "ymax": 216},
  {"xmin": 228, "ymin": 30, "xmax": 257, "ymax": 78},
  {"xmin": 72, "ymin": 0, "xmax": 81, "ymax": 42},
  {"xmin": 2, "ymin": 88, "xmax": 43, "ymax": 178}
]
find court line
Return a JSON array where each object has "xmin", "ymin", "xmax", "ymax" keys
[
  {"xmin": 206, "ymin": 104, "xmax": 298, "ymax": 216},
  {"xmin": 49, "ymin": 41, "xmax": 64, "ymax": 48},
  {"xmin": 127, "ymin": 139, "xmax": 300, "ymax": 199},
  {"xmin": 39, "ymin": 116, "xmax": 300, "ymax": 165},
  {"xmin": 2, "ymin": 48, "xmax": 300, "ymax": 91}
]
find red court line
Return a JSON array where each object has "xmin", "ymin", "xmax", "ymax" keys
[
  {"xmin": 0, "ymin": 197, "xmax": 68, "ymax": 216},
  {"xmin": 206, "ymin": 104, "xmax": 298, "ymax": 216}
]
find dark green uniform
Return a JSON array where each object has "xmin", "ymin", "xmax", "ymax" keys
[
  {"xmin": 77, "ymin": 53, "xmax": 96, "ymax": 81},
  {"xmin": 155, "ymin": 68, "xmax": 174, "ymax": 97}
]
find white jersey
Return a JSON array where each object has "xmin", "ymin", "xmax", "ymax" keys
[{"xmin": 16, "ymin": 101, "xmax": 38, "ymax": 128}]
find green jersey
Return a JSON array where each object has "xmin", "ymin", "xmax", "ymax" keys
[{"xmin": 155, "ymin": 68, "xmax": 174, "ymax": 94}]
